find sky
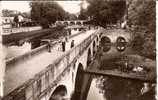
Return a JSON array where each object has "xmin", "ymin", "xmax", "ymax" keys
[
  {"xmin": 56, "ymin": 1, "xmax": 82, "ymax": 14},
  {"xmin": 1, "ymin": 1, "xmax": 86, "ymax": 14},
  {"xmin": 1, "ymin": 1, "xmax": 31, "ymax": 12}
]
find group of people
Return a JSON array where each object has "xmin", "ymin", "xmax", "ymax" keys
[
  {"xmin": 61, "ymin": 38, "xmax": 75, "ymax": 52},
  {"xmin": 46, "ymin": 37, "xmax": 75, "ymax": 53}
]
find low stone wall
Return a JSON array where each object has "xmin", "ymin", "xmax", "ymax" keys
[
  {"xmin": 2, "ymin": 26, "xmax": 42, "ymax": 35},
  {"xmin": 6, "ymin": 29, "xmax": 87, "ymax": 67}
]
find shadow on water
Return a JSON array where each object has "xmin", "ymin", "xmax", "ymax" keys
[
  {"xmin": 85, "ymin": 54, "xmax": 156, "ymax": 100},
  {"xmin": 83, "ymin": 48, "xmax": 156, "ymax": 100},
  {"xmin": 86, "ymin": 75, "xmax": 156, "ymax": 100}
]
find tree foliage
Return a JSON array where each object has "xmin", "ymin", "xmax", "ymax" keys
[
  {"xmin": 129, "ymin": 0, "xmax": 156, "ymax": 59},
  {"xmin": 30, "ymin": 0, "xmax": 66, "ymax": 28},
  {"xmin": 128, "ymin": 0, "xmax": 156, "ymax": 33},
  {"xmin": 78, "ymin": 7, "xmax": 88, "ymax": 20},
  {"xmin": 2, "ymin": 9, "xmax": 17, "ymax": 17},
  {"xmin": 83, "ymin": 0, "xmax": 126, "ymax": 27}
]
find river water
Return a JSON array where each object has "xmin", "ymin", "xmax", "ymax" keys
[
  {"xmin": 87, "ymin": 75, "xmax": 156, "ymax": 100},
  {"xmin": 86, "ymin": 43, "xmax": 156, "ymax": 100},
  {"xmin": 3, "ymin": 29, "xmax": 81, "ymax": 60},
  {"xmin": 3, "ymin": 42, "xmax": 32, "ymax": 60},
  {"xmin": 86, "ymin": 49, "xmax": 156, "ymax": 100}
]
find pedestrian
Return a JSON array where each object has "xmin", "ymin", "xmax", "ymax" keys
[
  {"xmin": 62, "ymin": 38, "xmax": 66, "ymax": 52},
  {"xmin": 13, "ymin": 15, "xmax": 19, "ymax": 28},
  {"xmin": 89, "ymin": 25, "xmax": 91, "ymax": 30},
  {"xmin": 71, "ymin": 40, "xmax": 75, "ymax": 48},
  {"xmin": 65, "ymin": 36, "xmax": 68, "ymax": 42},
  {"xmin": 68, "ymin": 29, "xmax": 71, "ymax": 35},
  {"xmin": 47, "ymin": 40, "xmax": 51, "ymax": 53}
]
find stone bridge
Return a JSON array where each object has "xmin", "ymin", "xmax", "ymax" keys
[
  {"xmin": 55, "ymin": 20, "xmax": 87, "ymax": 26},
  {"xmin": 2, "ymin": 27, "xmax": 133, "ymax": 100}
]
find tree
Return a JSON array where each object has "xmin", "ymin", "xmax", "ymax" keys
[
  {"xmin": 78, "ymin": 3, "xmax": 88, "ymax": 20},
  {"xmin": 30, "ymin": 0, "xmax": 66, "ymax": 28},
  {"xmin": 83, "ymin": 0, "xmax": 126, "ymax": 27},
  {"xmin": 129, "ymin": 0, "xmax": 156, "ymax": 59},
  {"xmin": 2, "ymin": 9, "xmax": 19, "ymax": 17},
  {"xmin": 128, "ymin": 0, "xmax": 156, "ymax": 33}
]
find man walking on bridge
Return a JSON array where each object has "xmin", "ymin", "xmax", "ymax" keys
[
  {"xmin": 71, "ymin": 40, "xmax": 75, "ymax": 48},
  {"xmin": 62, "ymin": 38, "xmax": 66, "ymax": 52}
]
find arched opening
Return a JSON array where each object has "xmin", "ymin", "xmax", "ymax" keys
[
  {"xmin": 76, "ymin": 22, "xmax": 81, "ymax": 25},
  {"xmin": 99, "ymin": 33, "xmax": 103, "ymax": 38},
  {"xmin": 116, "ymin": 36, "xmax": 127, "ymax": 52},
  {"xmin": 97, "ymin": 36, "xmax": 99, "ymax": 42},
  {"xmin": 93, "ymin": 41, "xmax": 96, "ymax": 55},
  {"xmin": 70, "ymin": 21, "xmax": 75, "ymax": 25},
  {"xmin": 96, "ymin": 37, "xmax": 99, "ymax": 49},
  {"xmin": 78, "ymin": 28, "xmax": 82, "ymax": 31},
  {"xmin": 74, "ymin": 63, "xmax": 84, "ymax": 97},
  {"xmin": 49, "ymin": 85, "xmax": 67, "ymax": 100},
  {"xmin": 100, "ymin": 36, "xmax": 111, "ymax": 52},
  {"xmin": 74, "ymin": 28, "xmax": 77, "ymax": 31},
  {"xmin": 87, "ymin": 48, "xmax": 91, "ymax": 66},
  {"xmin": 63, "ymin": 22, "xmax": 68, "ymax": 26},
  {"xmin": 83, "ymin": 21, "xmax": 86, "ymax": 25}
]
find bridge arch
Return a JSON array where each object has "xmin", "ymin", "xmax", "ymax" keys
[
  {"xmin": 76, "ymin": 21, "xmax": 81, "ymax": 25},
  {"xmin": 74, "ymin": 63, "xmax": 84, "ymax": 96},
  {"xmin": 99, "ymin": 33, "xmax": 103, "ymax": 38},
  {"xmin": 96, "ymin": 36, "xmax": 100, "ymax": 49},
  {"xmin": 100, "ymin": 36, "xmax": 111, "ymax": 52},
  {"xmin": 49, "ymin": 85, "xmax": 67, "ymax": 100},
  {"xmin": 93, "ymin": 41, "xmax": 96, "ymax": 55},
  {"xmin": 116, "ymin": 36, "xmax": 127, "ymax": 52},
  {"xmin": 63, "ymin": 22, "xmax": 68, "ymax": 26},
  {"xmin": 97, "ymin": 36, "xmax": 99, "ymax": 43},
  {"xmin": 70, "ymin": 21, "xmax": 75, "ymax": 25},
  {"xmin": 87, "ymin": 48, "xmax": 92, "ymax": 66},
  {"xmin": 74, "ymin": 28, "xmax": 77, "ymax": 31}
]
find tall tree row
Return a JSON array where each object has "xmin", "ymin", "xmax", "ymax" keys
[
  {"xmin": 81, "ymin": 0, "xmax": 126, "ymax": 27},
  {"xmin": 30, "ymin": 0, "xmax": 66, "ymax": 28},
  {"xmin": 128, "ymin": 0, "xmax": 156, "ymax": 59}
]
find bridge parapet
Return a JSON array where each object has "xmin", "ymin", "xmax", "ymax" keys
[
  {"xmin": 2, "ymin": 28, "xmax": 100, "ymax": 100},
  {"xmin": 2, "ymin": 26, "xmax": 42, "ymax": 35},
  {"xmin": 6, "ymin": 41, "xmax": 58, "ymax": 66},
  {"xmin": 5, "ymin": 28, "xmax": 90, "ymax": 66}
]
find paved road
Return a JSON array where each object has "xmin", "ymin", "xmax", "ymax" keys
[{"xmin": 4, "ymin": 28, "xmax": 98, "ymax": 95}]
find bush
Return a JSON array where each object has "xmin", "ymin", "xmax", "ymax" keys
[{"xmin": 40, "ymin": 18, "xmax": 50, "ymax": 29}]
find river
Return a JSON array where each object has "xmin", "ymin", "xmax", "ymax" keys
[
  {"xmin": 86, "ymin": 48, "xmax": 156, "ymax": 100},
  {"xmin": 86, "ymin": 42, "xmax": 156, "ymax": 100},
  {"xmin": 3, "ymin": 28, "xmax": 81, "ymax": 60},
  {"xmin": 3, "ymin": 41, "xmax": 32, "ymax": 60},
  {"xmin": 87, "ymin": 75, "xmax": 156, "ymax": 100}
]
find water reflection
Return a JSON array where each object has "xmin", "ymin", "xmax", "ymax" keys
[
  {"xmin": 87, "ymin": 77, "xmax": 107, "ymax": 100},
  {"xmin": 87, "ymin": 46, "xmax": 155, "ymax": 100},
  {"xmin": 87, "ymin": 76, "xmax": 156, "ymax": 100},
  {"xmin": 3, "ymin": 42, "xmax": 32, "ymax": 59}
]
